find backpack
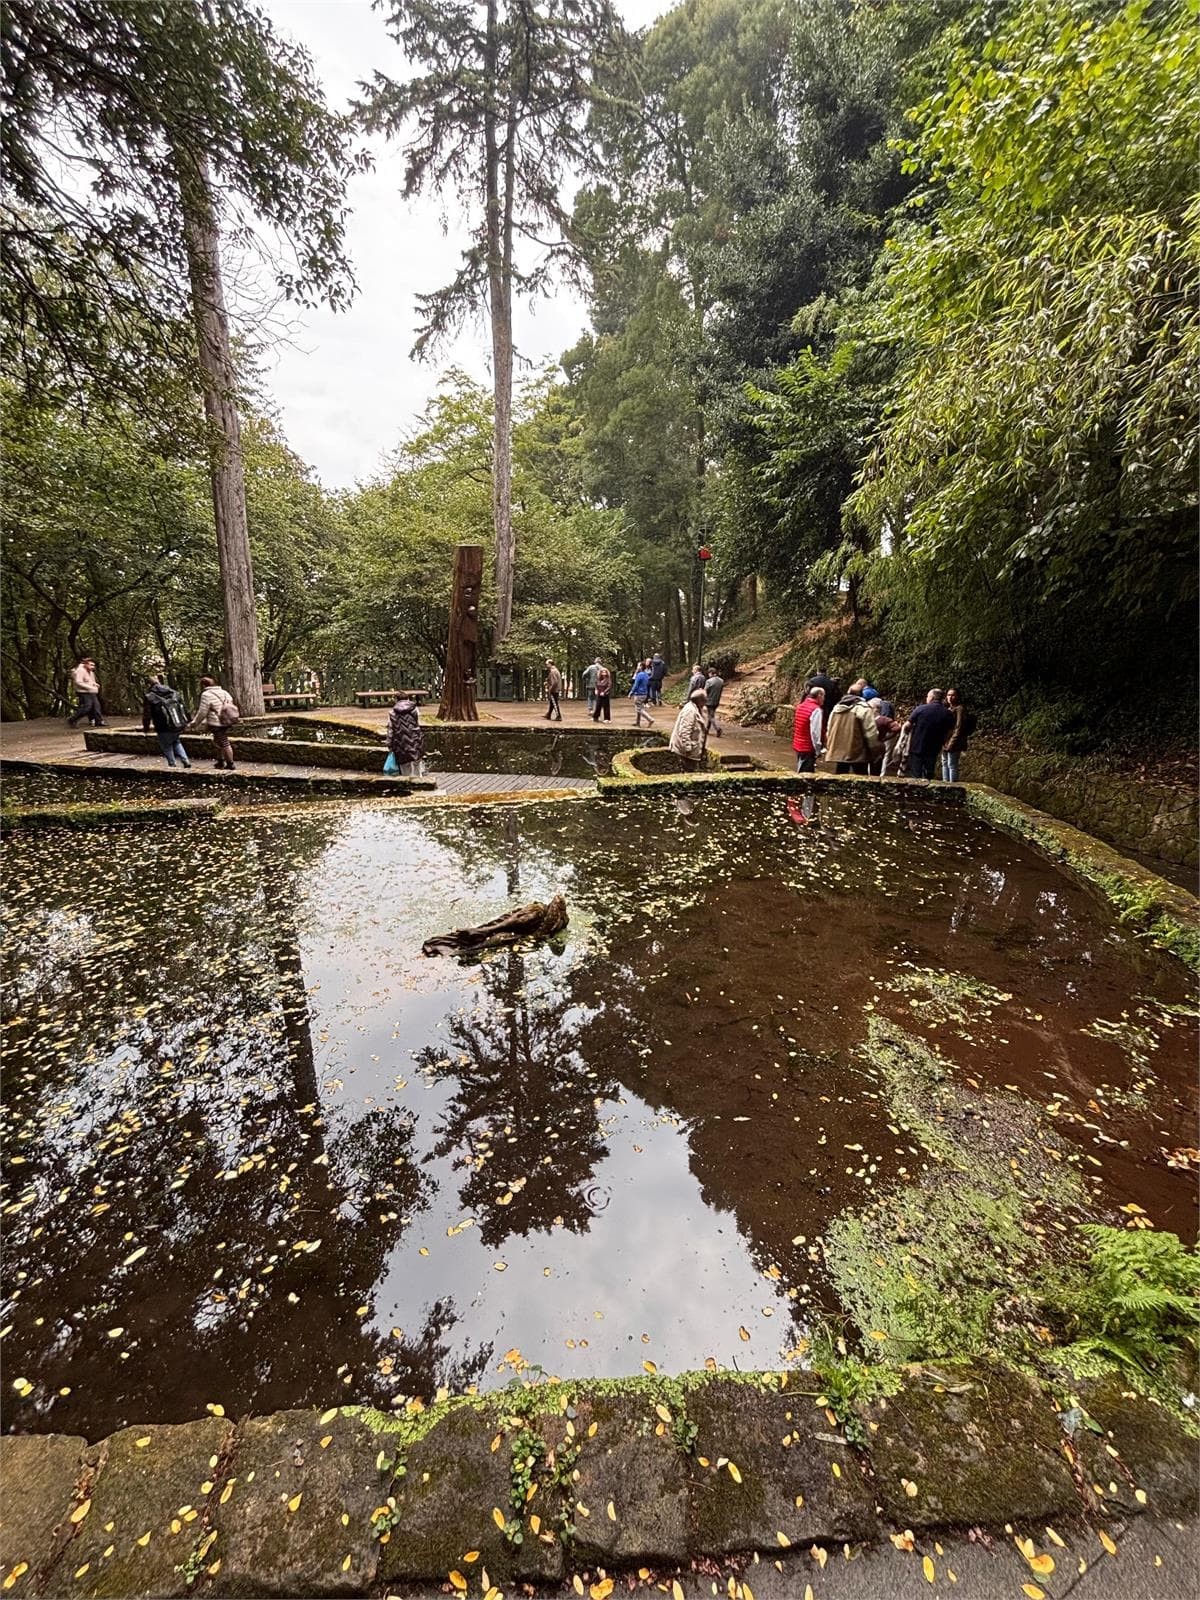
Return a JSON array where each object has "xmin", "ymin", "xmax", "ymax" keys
[
  {"xmin": 164, "ymin": 692, "xmax": 186, "ymax": 731},
  {"xmin": 217, "ymin": 697, "xmax": 240, "ymax": 728}
]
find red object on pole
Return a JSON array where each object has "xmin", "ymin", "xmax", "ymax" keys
[{"xmin": 697, "ymin": 545, "xmax": 712, "ymax": 561}]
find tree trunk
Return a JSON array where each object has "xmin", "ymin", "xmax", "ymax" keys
[
  {"xmin": 746, "ymin": 573, "xmax": 758, "ymax": 619},
  {"xmin": 485, "ymin": 3, "xmax": 517, "ymax": 647},
  {"xmin": 439, "ymin": 544, "xmax": 483, "ymax": 722},
  {"xmin": 176, "ymin": 147, "xmax": 264, "ymax": 719}
]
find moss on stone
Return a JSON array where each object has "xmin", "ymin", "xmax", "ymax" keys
[{"xmin": 0, "ymin": 798, "xmax": 220, "ymax": 832}]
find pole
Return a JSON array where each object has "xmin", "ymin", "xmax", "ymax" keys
[{"xmin": 695, "ymin": 555, "xmax": 706, "ymax": 666}]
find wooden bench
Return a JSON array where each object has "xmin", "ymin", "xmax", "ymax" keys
[
  {"xmin": 354, "ymin": 688, "xmax": 430, "ymax": 706},
  {"xmin": 263, "ymin": 692, "xmax": 318, "ymax": 710}
]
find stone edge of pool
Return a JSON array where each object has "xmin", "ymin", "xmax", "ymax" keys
[{"xmin": 2, "ymin": 1365, "xmax": 1195, "ymax": 1597}]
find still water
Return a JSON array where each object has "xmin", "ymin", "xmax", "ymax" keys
[{"xmin": 1, "ymin": 791, "xmax": 1194, "ymax": 1436}]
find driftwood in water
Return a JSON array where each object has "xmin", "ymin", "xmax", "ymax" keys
[{"xmin": 422, "ymin": 893, "xmax": 568, "ymax": 957}]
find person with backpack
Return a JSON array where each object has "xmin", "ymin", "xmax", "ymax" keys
[
  {"xmin": 649, "ymin": 651, "xmax": 667, "ymax": 705},
  {"xmin": 188, "ymin": 675, "xmax": 238, "ymax": 770},
  {"xmin": 591, "ymin": 662, "xmax": 613, "ymax": 722},
  {"xmin": 141, "ymin": 672, "xmax": 191, "ymax": 769},
  {"xmin": 941, "ymin": 688, "xmax": 974, "ymax": 781},
  {"xmin": 387, "ymin": 691, "xmax": 425, "ymax": 776}
]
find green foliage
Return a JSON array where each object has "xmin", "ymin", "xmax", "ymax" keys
[
  {"xmin": 4, "ymin": 0, "xmax": 361, "ymax": 409},
  {"xmin": 1051, "ymin": 1226, "xmax": 1200, "ymax": 1381},
  {"xmin": 808, "ymin": 1326, "xmax": 902, "ymax": 1446}
]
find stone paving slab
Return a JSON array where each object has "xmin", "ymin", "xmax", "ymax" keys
[
  {"xmin": 203, "ymin": 1410, "xmax": 381, "ymax": 1597},
  {"xmin": 544, "ymin": 1393, "xmax": 691, "ymax": 1565},
  {"xmin": 860, "ymin": 1362, "xmax": 1079, "ymax": 1528},
  {"xmin": 378, "ymin": 1405, "xmax": 563, "ymax": 1587},
  {"xmin": 69, "ymin": 1418, "xmax": 233, "ymax": 1600},
  {"xmin": 687, "ymin": 1381, "xmax": 875, "ymax": 1553},
  {"xmin": 0, "ymin": 1433, "xmax": 87, "ymax": 1595},
  {"xmin": 1073, "ymin": 1379, "xmax": 1200, "ymax": 1518}
]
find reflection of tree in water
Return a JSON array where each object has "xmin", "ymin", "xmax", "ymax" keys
[
  {"xmin": 417, "ymin": 955, "xmax": 614, "ymax": 1248},
  {"xmin": 0, "ymin": 810, "xmax": 494, "ymax": 1432}
]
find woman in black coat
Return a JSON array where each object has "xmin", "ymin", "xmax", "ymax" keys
[{"xmin": 387, "ymin": 695, "xmax": 426, "ymax": 775}]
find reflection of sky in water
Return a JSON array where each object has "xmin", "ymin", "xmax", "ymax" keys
[{"xmin": 1, "ymin": 791, "xmax": 1195, "ymax": 1435}]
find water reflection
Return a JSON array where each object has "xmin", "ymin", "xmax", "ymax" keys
[{"xmin": 2, "ymin": 792, "xmax": 1195, "ymax": 1436}]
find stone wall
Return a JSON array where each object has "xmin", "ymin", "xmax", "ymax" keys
[
  {"xmin": 1, "ymin": 1367, "xmax": 1193, "ymax": 1598},
  {"xmin": 963, "ymin": 738, "xmax": 1197, "ymax": 870}
]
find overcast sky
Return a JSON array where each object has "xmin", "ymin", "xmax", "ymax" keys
[{"xmin": 257, "ymin": 0, "xmax": 671, "ymax": 489}]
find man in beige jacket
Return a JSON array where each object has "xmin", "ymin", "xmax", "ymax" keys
[
  {"xmin": 669, "ymin": 688, "xmax": 709, "ymax": 770},
  {"xmin": 67, "ymin": 658, "xmax": 106, "ymax": 727}
]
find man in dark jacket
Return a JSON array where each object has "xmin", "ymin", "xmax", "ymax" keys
[
  {"xmin": 905, "ymin": 689, "xmax": 956, "ymax": 779},
  {"xmin": 141, "ymin": 674, "xmax": 190, "ymax": 768},
  {"xmin": 806, "ymin": 666, "xmax": 840, "ymax": 711},
  {"xmin": 649, "ymin": 652, "xmax": 667, "ymax": 705}
]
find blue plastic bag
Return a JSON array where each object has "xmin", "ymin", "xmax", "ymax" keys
[{"xmin": 383, "ymin": 752, "xmax": 399, "ymax": 775}]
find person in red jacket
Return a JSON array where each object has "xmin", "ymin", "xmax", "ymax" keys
[{"xmin": 792, "ymin": 687, "xmax": 825, "ymax": 772}]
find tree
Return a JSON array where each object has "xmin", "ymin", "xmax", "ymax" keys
[
  {"xmin": 3, "ymin": 0, "xmax": 362, "ymax": 715},
  {"xmin": 361, "ymin": 0, "xmax": 624, "ymax": 648},
  {"xmin": 851, "ymin": 0, "xmax": 1199, "ymax": 710}
]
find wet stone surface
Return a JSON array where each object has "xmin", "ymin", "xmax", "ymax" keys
[
  {"xmin": 1, "ymin": 790, "xmax": 1196, "ymax": 1437},
  {"xmin": 861, "ymin": 1363, "xmax": 1079, "ymax": 1527},
  {"xmin": 0, "ymin": 1432, "xmax": 86, "ymax": 1593},
  {"xmin": 1074, "ymin": 1378, "xmax": 1200, "ymax": 1518},
  {"xmin": 206, "ymin": 1409, "xmax": 381, "ymax": 1597},
  {"xmin": 69, "ymin": 1418, "xmax": 232, "ymax": 1599}
]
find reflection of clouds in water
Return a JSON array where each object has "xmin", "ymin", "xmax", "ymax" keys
[{"xmin": 6, "ymin": 905, "xmax": 98, "ymax": 1002}]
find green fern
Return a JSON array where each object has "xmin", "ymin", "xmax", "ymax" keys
[{"xmin": 1061, "ymin": 1226, "xmax": 1200, "ymax": 1376}]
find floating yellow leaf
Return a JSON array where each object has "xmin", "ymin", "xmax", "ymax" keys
[
  {"xmin": 1045, "ymin": 1527, "xmax": 1065, "ymax": 1548},
  {"xmin": 1029, "ymin": 1554, "xmax": 1055, "ymax": 1576},
  {"xmin": 727, "ymin": 1462, "xmax": 742, "ymax": 1483},
  {"xmin": 134, "ymin": 1437, "xmax": 150, "ymax": 1449},
  {"xmin": 319, "ymin": 1436, "xmax": 332, "ymax": 1449},
  {"xmin": 776, "ymin": 1532, "xmax": 790, "ymax": 1548},
  {"xmin": 464, "ymin": 1550, "xmax": 480, "ymax": 1562},
  {"xmin": 804, "ymin": 1588, "xmax": 814, "ymax": 1600},
  {"xmin": 484, "ymin": 1589, "xmax": 501, "ymax": 1600},
  {"xmin": 3, "ymin": 1563, "xmax": 29, "ymax": 1590},
  {"xmin": 490, "ymin": 1435, "xmax": 501, "ymax": 1453},
  {"xmin": 832, "ymin": 1462, "xmax": 842, "ymax": 1479},
  {"xmin": 319, "ymin": 1408, "xmax": 338, "ymax": 1424},
  {"xmin": 287, "ymin": 1494, "xmax": 302, "ymax": 1513},
  {"xmin": 135, "ymin": 1534, "xmax": 151, "ymax": 1548},
  {"xmin": 69, "ymin": 1500, "xmax": 91, "ymax": 1525},
  {"xmin": 448, "ymin": 1572, "xmax": 467, "ymax": 1593},
  {"xmin": 219, "ymin": 1482, "xmax": 234, "ymax": 1505},
  {"xmin": 492, "ymin": 1508, "xmax": 506, "ymax": 1530},
  {"xmin": 1021, "ymin": 1586, "xmax": 1045, "ymax": 1600},
  {"xmin": 1134, "ymin": 1488, "xmax": 1147, "ymax": 1506},
  {"xmin": 1098, "ymin": 1531, "xmax": 1117, "ymax": 1557},
  {"xmin": 341, "ymin": 1556, "xmax": 351, "ymax": 1573},
  {"xmin": 606, "ymin": 1501, "xmax": 616, "ymax": 1521},
  {"xmin": 590, "ymin": 1581, "xmax": 614, "ymax": 1600},
  {"xmin": 738, "ymin": 1327, "xmax": 750, "ymax": 1341},
  {"xmin": 122, "ymin": 1246, "xmax": 148, "ymax": 1266},
  {"xmin": 493, "ymin": 1261, "xmax": 507, "ymax": 1272},
  {"xmin": 671, "ymin": 1583, "xmax": 684, "ymax": 1600},
  {"xmin": 922, "ymin": 1554, "xmax": 935, "ymax": 1583},
  {"xmin": 572, "ymin": 1578, "xmax": 584, "ymax": 1596},
  {"xmin": 642, "ymin": 1360, "xmax": 657, "ymax": 1374}
]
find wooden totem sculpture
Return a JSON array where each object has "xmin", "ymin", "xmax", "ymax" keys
[{"xmin": 439, "ymin": 543, "xmax": 483, "ymax": 722}]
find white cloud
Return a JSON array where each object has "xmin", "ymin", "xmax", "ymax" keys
[{"xmin": 257, "ymin": 0, "xmax": 672, "ymax": 489}]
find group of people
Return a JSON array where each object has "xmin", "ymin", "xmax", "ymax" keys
[
  {"xmin": 548, "ymin": 652, "xmax": 677, "ymax": 723},
  {"xmin": 792, "ymin": 669, "xmax": 973, "ymax": 780},
  {"xmin": 140, "ymin": 670, "xmax": 241, "ymax": 769}
]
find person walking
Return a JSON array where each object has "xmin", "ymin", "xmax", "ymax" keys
[
  {"xmin": 591, "ymin": 663, "xmax": 613, "ymax": 722},
  {"xmin": 649, "ymin": 651, "xmax": 667, "ymax": 705},
  {"xmin": 66, "ymin": 657, "xmax": 106, "ymax": 727},
  {"xmin": 806, "ymin": 665, "xmax": 840, "ymax": 712},
  {"xmin": 582, "ymin": 658, "xmax": 601, "ymax": 715},
  {"xmin": 141, "ymin": 673, "xmax": 191, "ymax": 769},
  {"xmin": 905, "ymin": 689, "xmax": 956, "ymax": 779},
  {"xmin": 687, "ymin": 662, "xmax": 706, "ymax": 695},
  {"xmin": 669, "ymin": 688, "xmax": 709, "ymax": 769},
  {"xmin": 387, "ymin": 692, "xmax": 426, "ymax": 776},
  {"xmin": 941, "ymin": 688, "xmax": 973, "ymax": 781},
  {"xmin": 187, "ymin": 675, "xmax": 238, "ymax": 770},
  {"xmin": 629, "ymin": 660, "xmax": 655, "ymax": 727},
  {"xmin": 824, "ymin": 683, "xmax": 881, "ymax": 775},
  {"xmin": 792, "ymin": 686, "xmax": 825, "ymax": 772},
  {"xmin": 703, "ymin": 665, "xmax": 725, "ymax": 737},
  {"xmin": 543, "ymin": 659, "xmax": 563, "ymax": 721}
]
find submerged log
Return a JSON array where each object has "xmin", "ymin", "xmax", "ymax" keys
[{"xmin": 422, "ymin": 893, "xmax": 568, "ymax": 958}]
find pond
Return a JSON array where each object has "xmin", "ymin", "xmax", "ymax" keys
[
  {"xmin": 248, "ymin": 719, "xmax": 664, "ymax": 778},
  {"xmin": 1, "ymin": 790, "xmax": 1195, "ymax": 1438}
]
